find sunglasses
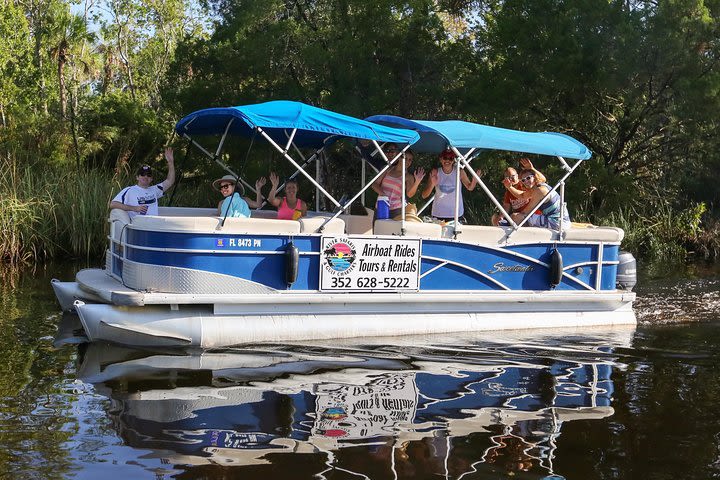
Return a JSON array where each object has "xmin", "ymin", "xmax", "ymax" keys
[
  {"xmin": 139, "ymin": 173, "xmax": 152, "ymax": 177},
  {"xmin": 521, "ymin": 175, "xmax": 535, "ymax": 182},
  {"xmin": 504, "ymin": 174, "xmax": 518, "ymax": 179},
  {"xmin": 219, "ymin": 183, "xmax": 233, "ymax": 189}
]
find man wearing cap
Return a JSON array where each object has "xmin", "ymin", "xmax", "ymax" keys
[{"xmin": 109, "ymin": 147, "xmax": 175, "ymax": 219}]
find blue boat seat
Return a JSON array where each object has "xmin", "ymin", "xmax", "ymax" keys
[
  {"xmin": 299, "ymin": 216, "xmax": 345, "ymax": 234},
  {"xmin": 373, "ymin": 219, "xmax": 442, "ymax": 238}
]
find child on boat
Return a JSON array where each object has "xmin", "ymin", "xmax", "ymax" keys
[
  {"xmin": 213, "ymin": 174, "xmax": 265, "ymax": 218},
  {"xmin": 267, "ymin": 172, "xmax": 307, "ymax": 220}
]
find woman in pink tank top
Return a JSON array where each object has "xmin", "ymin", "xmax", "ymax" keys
[
  {"xmin": 371, "ymin": 146, "xmax": 425, "ymax": 218},
  {"xmin": 268, "ymin": 172, "xmax": 307, "ymax": 220}
]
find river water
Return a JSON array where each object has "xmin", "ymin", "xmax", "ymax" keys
[{"xmin": 1, "ymin": 262, "xmax": 719, "ymax": 479}]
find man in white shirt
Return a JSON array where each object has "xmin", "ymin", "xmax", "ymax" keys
[{"xmin": 109, "ymin": 147, "xmax": 175, "ymax": 219}]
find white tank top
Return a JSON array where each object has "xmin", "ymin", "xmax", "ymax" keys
[{"xmin": 432, "ymin": 167, "xmax": 463, "ymax": 218}]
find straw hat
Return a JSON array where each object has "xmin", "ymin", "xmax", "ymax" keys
[
  {"xmin": 392, "ymin": 203, "xmax": 423, "ymax": 223},
  {"xmin": 212, "ymin": 174, "xmax": 244, "ymax": 195}
]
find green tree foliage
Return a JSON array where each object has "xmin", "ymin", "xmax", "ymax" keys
[
  {"xmin": 468, "ymin": 0, "xmax": 720, "ymax": 215},
  {"xmin": 167, "ymin": 0, "xmax": 473, "ymax": 118},
  {"xmin": 0, "ymin": 1, "xmax": 34, "ymax": 127}
]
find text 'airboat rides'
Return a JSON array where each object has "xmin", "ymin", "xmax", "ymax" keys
[{"xmin": 52, "ymin": 100, "xmax": 637, "ymax": 348}]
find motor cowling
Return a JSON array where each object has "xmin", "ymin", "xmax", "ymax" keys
[{"xmin": 616, "ymin": 250, "xmax": 637, "ymax": 291}]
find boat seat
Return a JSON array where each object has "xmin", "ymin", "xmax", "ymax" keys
[
  {"xmin": 108, "ymin": 209, "xmax": 131, "ymax": 240},
  {"xmin": 158, "ymin": 206, "xmax": 218, "ymax": 217},
  {"xmin": 250, "ymin": 209, "xmax": 278, "ymax": 219},
  {"xmin": 221, "ymin": 217, "xmax": 301, "ymax": 234},
  {"xmin": 131, "ymin": 215, "xmax": 220, "ymax": 232},
  {"xmin": 299, "ymin": 216, "xmax": 345, "ymax": 234},
  {"xmin": 339, "ymin": 208, "xmax": 374, "ymax": 235},
  {"xmin": 454, "ymin": 225, "xmax": 557, "ymax": 244},
  {"xmin": 374, "ymin": 219, "xmax": 442, "ymax": 238},
  {"xmin": 564, "ymin": 226, "xmax": 625, "ymax": 242}
]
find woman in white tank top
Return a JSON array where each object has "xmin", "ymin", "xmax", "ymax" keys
[{"xmin": 421, "ymin": 149, "xmax": 482, "ymax": 221}]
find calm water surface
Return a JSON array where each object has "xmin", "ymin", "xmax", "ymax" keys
[{"xmin": 1, "ymin": 262, "xmax": 719, "ymax": 479}]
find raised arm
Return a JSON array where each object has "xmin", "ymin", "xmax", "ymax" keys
[
  {"xmin": 519, "ymin": 158, "xmax": 546, "ymax": 184},
  {"xmin": 462, "ymin": 168, "xmax": 483, "ymax": 191},
  {"xmin": 503, "ymin": 177, "xmax": 534, "ymax": 201},
  {"xmin": 161, "ymin": 147, "xmax": 176, "ymax": 190},
  {"xmin": 372, "ymin": 169, "xmax": 389, "ymax": 196},
  {"xmin": 246, "ymin": 176, "xmax": 266, "ymax": 209},
  {"xmin": 267, "ymin": 172, "xmax": 282, "ymax": 207},
  {"xmin": 406, "ymin": 167, "xmax": 425, "ymax": 198},
  {"xmin": 421, "ymin": 168, "xmax": 438, "ymax": 199}
]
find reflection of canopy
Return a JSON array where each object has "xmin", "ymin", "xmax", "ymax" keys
[
  {"xmin": 175, "ymin": 100, "xmax": 421, "ymax": 148},
  {"xmin": 365, "ymin": 115, "xmax": 592, "ymax": 159}
]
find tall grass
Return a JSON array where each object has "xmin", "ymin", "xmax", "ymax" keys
[
  {"xmin": 0, "ymin": 152, "xmax": 215, "ymax": 265},
  {"xmin": 595, "ymin": 201, "xmax": 718, "ymax": 261},
  {"xmin": 1, "ymin": 153, "xmax": 119, "ymax": 263}
]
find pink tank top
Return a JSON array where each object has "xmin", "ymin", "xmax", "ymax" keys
[
  {"xmin": 380, "ymin": 174, "xmax": 403, "ymax": 210},
  {"xmin": 278, "ymin": 197, "xmax": 303, "ymax": 220}
]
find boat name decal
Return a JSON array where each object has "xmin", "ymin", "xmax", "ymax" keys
[{"xmin": 488, "ymin": 262, "xmax": 534, "ymax": 274}]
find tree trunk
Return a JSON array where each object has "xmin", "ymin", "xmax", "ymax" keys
[{"xmin": 58, "ymin": 53, "xmax": 67, "ymax": 119}]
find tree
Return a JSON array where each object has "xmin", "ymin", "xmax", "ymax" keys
[
  {"xmin": 48, "ymin": 11, "xmax": 96, "ymax": 119},
  {"xmin": 467, "ymin": 0, "xmax": 720, "ymax": 214},
  {"xmin": 0, "ymin": 1, "xmax": 34, "ymax": 127}
]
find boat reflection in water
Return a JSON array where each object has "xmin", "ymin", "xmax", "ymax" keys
[{"xmin": 75, "ymin": 327, "xmax": 634, "ymax": 478}]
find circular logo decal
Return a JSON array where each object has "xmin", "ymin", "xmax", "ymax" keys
[{"xmin": 323, "ymin": 241, "xmax": 357, "ymax": 273}]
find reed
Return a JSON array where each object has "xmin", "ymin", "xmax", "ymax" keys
[
  {"xmin": 0, "ymin": 154, "xmax": 115, "ymax": 263},
  {"xmin": 596, "ymin": 201, "xmax": 714, "ymax": 260},
  {"xmin": 0, "ymin": 153, "xmax": 215, "ymax": 264}
]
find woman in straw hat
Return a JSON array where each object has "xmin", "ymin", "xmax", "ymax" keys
[{"xmin": 213, "ymin": 174, "xmax": 265, "ymax": 218}]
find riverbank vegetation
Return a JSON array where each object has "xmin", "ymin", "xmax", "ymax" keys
[{"xmin": 1, "ymin": 0, "xmax": 719, "ymax": 264}]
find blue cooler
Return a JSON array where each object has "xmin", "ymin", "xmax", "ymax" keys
[{"xmin": 376, "ymin": 196, "xmax": 390, "ymax": 219}]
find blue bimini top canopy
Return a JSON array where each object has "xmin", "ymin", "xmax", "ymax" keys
[
  {"xmin": 175, "ymin": 101, "xmax": 420, "ymax": 149},
  {"xmin": 365, "ymin": 115, "xmax": 592, "ymax": 160}
]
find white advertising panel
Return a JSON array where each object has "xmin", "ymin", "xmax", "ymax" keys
[{"xmin": 320, "ymin": 236, "xmax": 421, "ymax": 292}]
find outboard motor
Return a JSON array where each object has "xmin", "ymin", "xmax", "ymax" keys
[{"xmin": 616, "ymin": 250, "xmax": 637, "ymax": 291}]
